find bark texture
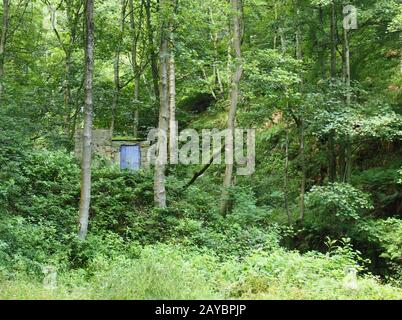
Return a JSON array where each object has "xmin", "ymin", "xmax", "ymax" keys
[
  {"xmin": 220, "ymin": 0, "xmax": 243, "ymax": 215},
  {"xmin": 78, "ymin": 0, "xmax": 94, "ymax": 240}
]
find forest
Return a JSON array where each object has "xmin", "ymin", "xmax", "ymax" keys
[{"xmin": 0, "ymin": 0, "xmax": 401, "ymax": 300}]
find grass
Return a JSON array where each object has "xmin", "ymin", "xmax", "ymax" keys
[{"xmin": 1, "ymin": 244, "xmax": 401, "ymax": 300}]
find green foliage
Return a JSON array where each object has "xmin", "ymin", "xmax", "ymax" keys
[
  {"xmin": 1, "ymin": 243, "xmax": 401, "ymax": 300},
  {"xmin": 352, "ymin": 165, "xmax": 402, "ymax": 217},
  {"xmin": 90, "ymin": 166, "xmax": 154, "ymax": 236},
  {"xmin": 306, "ymin": 183, "xmax": 373, "ymax": 221},
  {"xmin": 1, "ymin": 0, "xmax": 402, "ymax": 300},
  {"xmin": 359, "ymin": 218, "xmax": 402, "ymax": 263},
  {"xmin": 0, "ymin": 214, "xmax": 72, "ymax": 277}
]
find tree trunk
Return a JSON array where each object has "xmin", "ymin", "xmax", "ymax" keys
[
  {"xmin": 78, "ymin": 0, "xmax": 94, "ymax": 240},
  {"xmin": 145, "ymin": 0, "xmax": 160, "ymax": 101},
  {"xmin": 154, "ymin": 0, "xmax": 169, "ymax": 208},
  {"xmin": 295, "ymin": 3, "xmax": 305, "ymax": 221},
  {"xmin": 64, "ymin": 52, "xmax": 72, "ymax": 136},
  {"xmin": 299, "ymin": 118, "xmax": 306, "ymax": 220},
  {"xmin": 0, "ymin": 0, "xmax": 9, "ymax": 103},
  {"xmin": 129, "ymin": 0, "xmax": 141, "ymax": 137},
  {"xmin": 284, "ymin": 124, "xmax": 291, "ymax": 224},
  {"xmin": 327, "ymin": 2, "xmax": 338, "ymax": 182},
  {"xmin": 110, "ymin": 0, "xmax": 126, "ymax": 135},
  {"xmin": 64, "ymin": 1, "xmax": 82, "ymax": 142},
  {"xmin": 317, "ymin": 5, "xmax": 325, "ymax": 78},
  {"xmin": 330, "ymin": 1, "xmax": 337, "ymax": 78},
  {"xmin": 343, "ymin": 23, "xmax": 352, "ymax": 182},
  {"xmin": 168, "ymin": 32, "xmax": 177, "ymax": 165},
  {"xmin": 220, "ymin": 0, "xmax": 243, "ymax": 215},
  {"xmin": 209, "ymin": 8, "xmax": 223, "ymax": 95}
]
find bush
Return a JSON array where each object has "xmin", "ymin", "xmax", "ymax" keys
[
  {"xmin": 356, "ymin": 218, "xmax": 402, "ymax": 285},
  {"xmin": 306, "ymin": 183, "xmax": 373, "ymax": 221},
  {"xmin": 90, "ymin": 165, "xmax": 154, "ymax": 237},
  {"xmin": 0, "ymin": 215, "xmax": 73, "ymax": 278}
]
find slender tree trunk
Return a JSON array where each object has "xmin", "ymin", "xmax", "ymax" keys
[
  {"xmin": 0, "ymin": 0, "xmax": 9, "ymax": 103},
  {"xmin": 326, "ymin": 3, "xmax": 338, "ymax": 182},
  {"xmin": 339, "ymin": 13, "xmax": 347, "ymax": 180},
  {"xmin": 110, "ymin": 0, "xmax": 126, "ymax": 135},
  {"xmin": 284, "ymin": 123, "xmax": 292, "ymax": 224},
  {"xmin": 65, "ymin": 2, "xmax": 82, "ymax": 142},
  {"xmin": 330, "ymin": 1, "xmax": 337, "ymax": 78},
  {"xmin": 299, "ymin": 118, "xmax": 306, "ymax": 220},
  {"xmin": 78, "ymin": 0, "xmax": 94, "ymax": 240},
  {"xmin": 209, "ymin": 8, "xmax": 223, "ymax": 96},
  {"xmin": 220, "ymin": 0, "xmax": 243, "ymax": 215},
  {"xmin": 64, "ymin": 52, "xmax": 72, "ymax": 135},
  {"xmin": 68, "ymin": 76, "xmax": 85, "ymax": 143},
  {"xmin": 343, "ymin": 23, "xmax": 352, "ymax": 182},
  {"xmin": 295, "ymin": 3, "xmax": 305, "ymax": 221},
  {"xmin": 129, "ymin": 0, "xmax": 141, "ymax": 137},
  {"xmin": 295, "ymin": 19, "xmax": 302, "ymax": 60},
  {"xmin": 168, "ymin": 32, "xmax": 177, "ymax": 165},
  {"xmin": 145, "ymin": 0, "xmax": 160, "ymax": 101},
  {"xmin": 226, "ymin": 42, "xmax": 232, "ymax": 85},
  {"xmin": 154, "ymin": 0, "xmax": 169, "ymax": 208},
  {"xmin": 318, "ymin": 5, "xmax": 325, "ymax": 78}
]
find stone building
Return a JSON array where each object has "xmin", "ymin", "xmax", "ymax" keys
[{"xmin": 75, "ymin": 129, "xmax": 150, "ymax": 170}]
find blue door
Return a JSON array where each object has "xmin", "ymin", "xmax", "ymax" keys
[{"xmin": 120, "ymin": 145, "xmax": 141, "ymax": 170}]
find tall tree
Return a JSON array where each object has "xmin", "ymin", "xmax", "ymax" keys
[
  {"xmin": 154, "ymin": 0, "xmax": 170, "ymax": 208},
  {"xmin": 168, "ymin": 21, "xmax": 177, "ymax": 165},
  {"xmin": 145, "ymin": 0, "xmax": 160, "ymax": 101},
  {"xmin": 284, "ymin": 121, "xmax": 291, "ymax": 224},
  {"xmin": 110, "ymin": 0, "xmax": 126, "ymax": 135},
  {"xmin": 129, "ymin": 0, "xmax": 143, "ymax": 137},
  {"xmin": 168, "ymin": 0, "xmax": 179, "ymax": 165},
  {"xmin": 78, "ymin": 0, "xmax": 94, "ymax": 240},
  {"xmin": 330, "ymin": 0, "xmax": 337, "ymax": 78},
  {"xmin": 0, "ymin": 0, "xmax": 9, "ymax": 102},
  {"xmin": 328, "ymin": 0, "xmax": 337, "ymax": 182},
  {"xmin": 220, "ymin": 0, "xmax": 243, "ymax": 215},
  {"xmin": 295, "ymin": 1, "xmax": 305, "ymax": 221},
  {"xmin": 343, "ymin": 2, "xmax": 352, "ymax": 183}
]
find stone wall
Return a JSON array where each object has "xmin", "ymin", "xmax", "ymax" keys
[{"xmin": 75, "ymin": 129, "xmax": 150, "ymax": 169}]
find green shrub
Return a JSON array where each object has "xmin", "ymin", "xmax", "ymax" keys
[
  {"xmin": 2, "ymin": 150, "xmax": 80, "ymax": 231},
  {"xmin": 86, "ymin": 245, "xmax": 218, "ymax": 299},
  {"xmin": 306, "ymin": 183, "xmax": 373, "ymax": 221},
  {"xmin": 356, "ymin": 218, "xmax": 402, "ymax": 285}
]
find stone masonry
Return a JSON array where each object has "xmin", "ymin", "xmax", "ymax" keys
[{"xmin": 75, "ymin": 129, "xmax": 150, "ymax": 169}]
